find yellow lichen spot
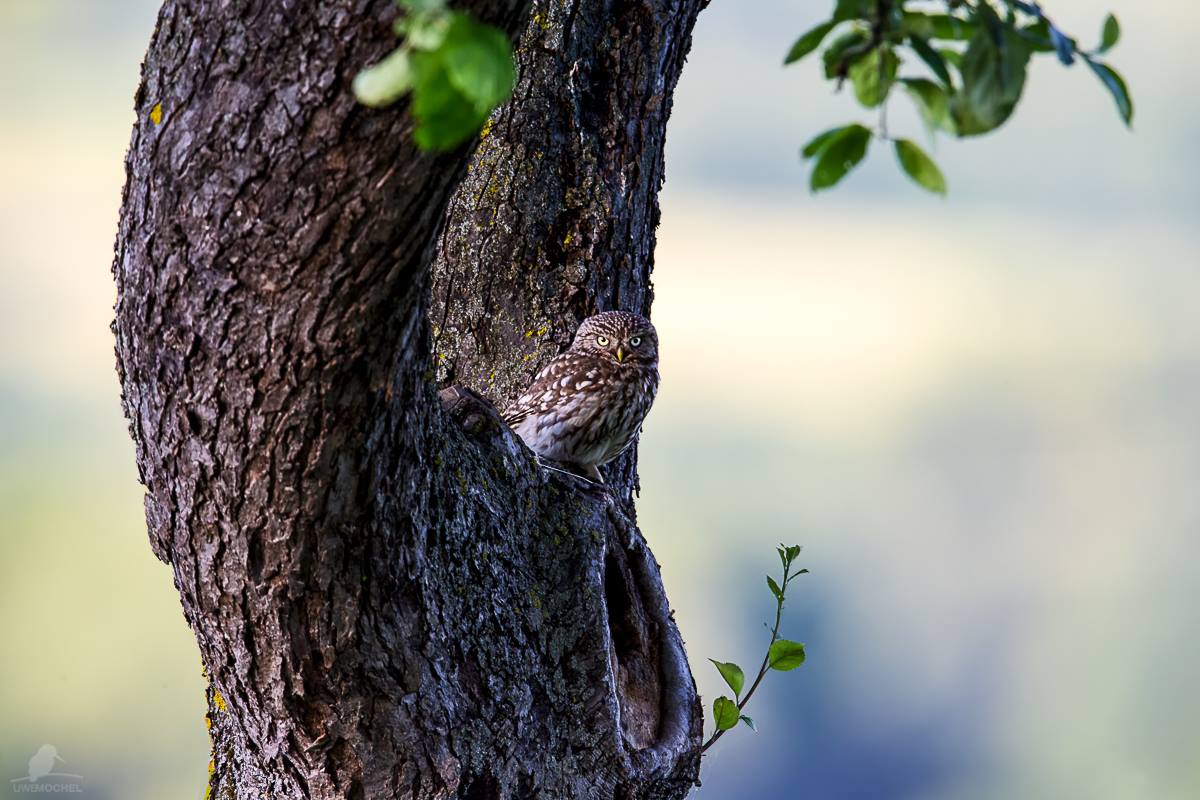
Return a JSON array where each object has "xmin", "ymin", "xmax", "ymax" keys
[
  {"xmin": 480, "ymin": 118, "xmax": 493, "ymax": 139},
  {"xmin": 562, "ymin": 233, "xmax": 573, "ymax": 246},
  {"xmin": 149, "ymin": 102, "xmax": 163, "ymax": 125},
  {"xmin": 536, "ymin": 326, "xmax": 549, "ymax": 336},
  {"xmin": 212, "ymin": 689, "xmax": 227, "ymax": 713},
  {"xmin": 524, "ymin": 330, "xmax": 534, "ymax": 338}
]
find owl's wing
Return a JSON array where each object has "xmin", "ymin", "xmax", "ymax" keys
[
  {"xmin": 502, "ymin": 354, "xmax": 593, "ymax": 426},
  {"xmin": 502, "ymin": 398, "xmax": 536, "ymax": 427},
  {"xmin": 502, "ymin": 359, "xmax": 561, "ymax": 426}
]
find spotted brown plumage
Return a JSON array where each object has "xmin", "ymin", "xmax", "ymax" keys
[{"xmin": 504, "ymin": 311, "xmax": 660, "ymax": 481}]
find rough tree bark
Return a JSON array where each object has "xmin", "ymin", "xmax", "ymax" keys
[{"xmin": 112, "ymin": 1, "xmax": 707, "ymax": 798}]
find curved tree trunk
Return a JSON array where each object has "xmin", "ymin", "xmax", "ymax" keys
[{"xmin": 112, "ymin": 1, "xmax": 707, "ymax": 798}]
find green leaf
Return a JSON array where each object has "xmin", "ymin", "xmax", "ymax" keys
[
  {"xmin": 709, "ymin": 659, "xmax": 745, "ymax": 697},
  {"xmin": 1099, "ymin": 14, "xmax": 1120, "ymax": 52},
  {"xmin": 441, "ymin": 13, "xmax": 516, "ymax": 111},
  {"xmin": 801, "ymin": 125, "xmax": 852, "ymax": 159},
  {"xmin": 740, "ymin": 715, "xmax": 757, "ymax": 732},
  {"xmin": 849, "ymin": 47, "xmax": 898, "ymax": 108},
  {"xmin": 353, "ymin": 48, "xmax": 414, "ymax": 108},
  {"xmin": 900, "ymin": 12, "xmax": 934, "ymax": 40},
  {"xmin": 1019, "ymin": 19, "xmax": 1055, "ymax": 53},
  {"xmin": 823, "ymin": 30, "xmax": 871, "ymax": 79},
  {"xmin": 939, "ymin": 47, "xmax": 964, "ymax": 70},
  {"xmin": 809, "ymin": 124, "xmax": 871, "ymax": 192},
  {"xmin": 713, "ymin": 696, "xmax": 740, "ymax": 731},
  {"xmin": 767, "ymin": 639, "xmax": 807, "ymax": 671},
  {"xmin": 785, "ymin": 544, "xmax": 802, "ymax": 563},
  {"xmin": 950, "ymin": 27, "xmax": 1031, "ymax": 136},
  {"xmin": 777, "ymin": 546, "xmax": 788, "ymax": 567},
  {"xmin": 833, "ymin": 0, "xmax": 871, "ymax": 23},
  {"xmin": 1086, "ymin": 59, "xmax": 1133, "ymax": 127},
  {"xmin": 909, "ymin": 36, "xmax": 953, "ymax": 88},
  {"xmin": 971, "ymin": 0, "xmax": 1004, "ymax": 36},
  {"xmin": 785, "ymin": 21, "xmax": 837, "ymax": 65},
  {"xmin": 766, "ymin": 575, "xmax": 783, "ymax": 601},
  {"xmin": 409, "ymin": 49, "xmax": 488, "ymax": 150},
  {"xmin": 902, "ymin": 12, "xmax": 975, "ymax": 42},
  {"xmin": 927, "ymin": 14, "xmax": 976, "ymax": 41},
  {"xmin": 894, "ymin": 139, "xmax": 947, "ymax": 195},
  {"xmin": 405, "ymin": 16, "xmax": 451, "ymax": 49},
  {"xmin": 902, "ymin": 78, "xmax": 954, "ymax": 134}
]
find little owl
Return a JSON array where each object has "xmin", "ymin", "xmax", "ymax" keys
[{"xmin": 504, "ymin": 311, "xmax": 659, "ymax": 482}]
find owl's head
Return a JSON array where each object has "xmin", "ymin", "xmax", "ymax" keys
[{"xmin": 570, "ymin": 311, "xmax": 658, "ymax": 366}]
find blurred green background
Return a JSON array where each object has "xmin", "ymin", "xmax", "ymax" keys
[{"xmin": 1, "ymin": 1, "xmax": 1197, "ymax": 798}]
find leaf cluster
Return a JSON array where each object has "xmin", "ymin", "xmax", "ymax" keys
[
  {"xmin": 353, "ymin": 0, "xmax": 516, "ymax": 150},
  {"xmin": 787, "ymin": 0, "xmax": 1132, "ymax": 194}
]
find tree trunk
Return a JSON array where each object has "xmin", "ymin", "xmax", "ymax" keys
[{"xmin": 112, "ymin": 1, "xmax": 707, "ymax": 798}]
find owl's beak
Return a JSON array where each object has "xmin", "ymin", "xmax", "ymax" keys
[{"xmin": 615, "ymin": 347, "xmax": 624, "ymax": 363}]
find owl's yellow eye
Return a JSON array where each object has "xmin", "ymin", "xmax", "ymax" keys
[
  {"xmin": 596, "ymin": 335, "xmax": 610, "ymax": 347},
  {"xmin": 629, "ymin": 336, "xmax": 642, "ymax": 347}
]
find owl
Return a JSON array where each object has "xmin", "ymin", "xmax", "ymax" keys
[{"xmin": 504, "ymin": 311, "xmax": 660, "ymax": 482}]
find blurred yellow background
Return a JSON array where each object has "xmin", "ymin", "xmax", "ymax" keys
[{"xmin": 2, "ymin": 1, "xmax": 1197, "ymax": 798}]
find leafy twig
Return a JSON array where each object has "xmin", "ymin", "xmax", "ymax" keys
[{"xmin": 701, "ymin": 544, "xmax": 808, "ymax": 754}]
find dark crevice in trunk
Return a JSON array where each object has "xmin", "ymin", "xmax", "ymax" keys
[
  {"xmin": 458, "ymin": 773, "xmax": 500, "ymax": 800},
  {"xmin": 605, "ymin": 547, "xmax": 662, "ymax": 750}
]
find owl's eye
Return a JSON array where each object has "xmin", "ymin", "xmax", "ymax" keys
[
  {"xmin": 596, "ymin": 335, "xmax": 610, "ymax": 347},
  {"xmin": 629, "ymin": 336, "xmax": 642, "ymax": 347}
]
